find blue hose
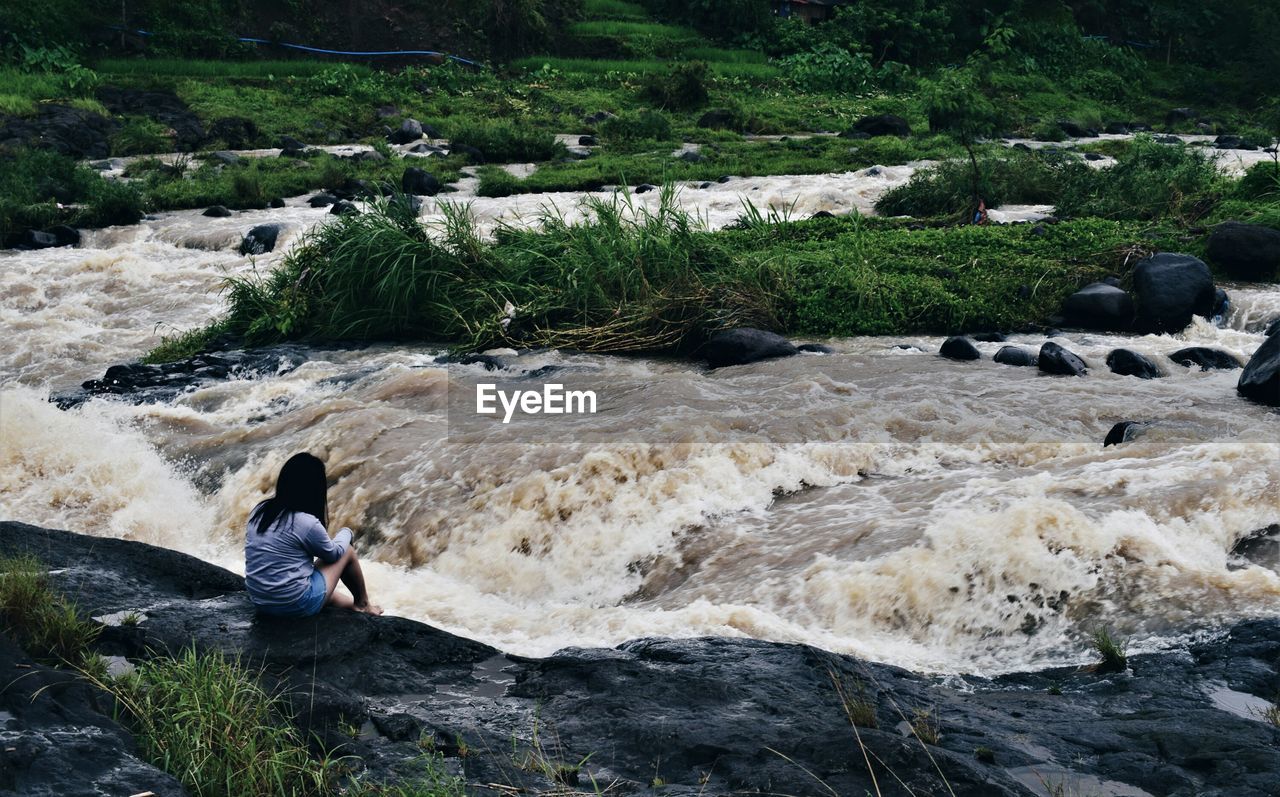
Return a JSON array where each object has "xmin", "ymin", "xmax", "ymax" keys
[{"xmin": 111, "ymin": 26, "xmax": 482, "ymax": 67}]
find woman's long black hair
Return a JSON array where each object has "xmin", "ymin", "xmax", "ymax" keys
[{"xmin": 250, "ymin": 452, "xmax": 328, "ymax": 535}]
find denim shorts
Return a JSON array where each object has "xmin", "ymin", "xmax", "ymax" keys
[{"xmin": 256, "ymin": 570, "xmax": 327, "ymax": 618}]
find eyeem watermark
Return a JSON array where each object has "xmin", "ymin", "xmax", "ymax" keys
[{"xmin": 475, "ymin": 383, "xmax": 598, "ymax": 424}]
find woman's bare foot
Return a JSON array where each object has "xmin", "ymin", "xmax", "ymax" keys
[{"xmin": 354, "ymin": 602, "xmax": 384, "ymax": 616}]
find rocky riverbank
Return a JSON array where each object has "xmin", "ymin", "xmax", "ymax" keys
[{"xmin": 1, "ymin": 521, "xmax": 1278, "ymax": 797}]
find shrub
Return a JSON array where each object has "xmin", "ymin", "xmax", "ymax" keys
[
  {"xmin": 780, "ymin": 43, "xmax": 873, "ymax": 94},
  {"xmin": 446, "ymin": 120, "xmax": 562, "ymax": 163},
  {"xmin": 111, "ymin": 117, "xmax": 174, "ymax": 156},
  {"xmin": 1234, "ymin": 161, "xmax": 1280, "ymax": 201},
  {"xmin": 642, "ymin": 60, "xmax": 709, "ymax": 109},
  {"xmin": 876, "ymin": 151, "xmax": 1060, "ymax": 218},
  {"xmin": 599, "ymin": 109, "xmax": 673, "ymax": 144},
  {"xmin": 1055, "ymin": 137, "xmax": 1225, "ymax": 222}
]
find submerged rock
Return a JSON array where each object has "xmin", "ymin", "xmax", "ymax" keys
[
  {"xmin": 1132, "ymin": 253, "xmax": 1216, "ymax": 333},
  {"xmin": 1104, "ymin": 420, "xmax": 1149, "ymax": 446},
  {"xmin": 1238, "ymin": 332, "xmax": 1280, "ymax": 406},
  {"xmin": 940, "ymin": 336, "xmax": 981, "ymax": 360},
  {"xmin": 700, "ymin": 328, "xmax": 798, "ymax": 368},
  {"xmin": 796, "ymin": 342, "xmax": 835, "ymax": 354},
  {"xmin": 202, "ymin": 204, "xmax": 232, "ymax": 217},
  {"xmin": 1106, "ymin": 349, "xmax": 1163, "ymax": 379},
  {"xmin": 994, "ymin": 345, "xmax": 1037, "ymax": 366},
  {"xmin": 1039, "ymin": 341, "xmax": 1088, "ymax": 376},
  {"xmin": 1168, "ymin": 347, "xmax": 1242, "ymax": 371}
]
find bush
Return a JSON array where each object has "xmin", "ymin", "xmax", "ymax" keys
[
  {"xmin": 642, "ymin": 60, "xmax": 709, "ymax": 110},
  {"xmin": 599, "ymin": 109, "xmax": 673, "ymax": 144},
  {"xmin": 780, "ymin": 43, "xmax": 874, "ymax": 94},
  {"xmin": 876, "ymin": 151, "xmax": 1061, "ymax": 218},
  {"xmin": 0, "ymin": 148, "xmax": 143, "ymax": 241},
  {"xmin": 1055, "ymin": 137, "xmax": 1225, "ymax": 222},
  {"xmin": 446, "ymin": 120, "xmax": 562, "ymax": 163},
  {"xmin": 111, "ymin": 117, "xmax": 173, "ymax": 156},
  {"xmin": 1234, "ymin": 161, "xmax": 1280, "ymax": 201}
]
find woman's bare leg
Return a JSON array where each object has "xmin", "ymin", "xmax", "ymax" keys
[{"xmin": 317, "ymin": 547, "xmax": 382, "ymax": 615}]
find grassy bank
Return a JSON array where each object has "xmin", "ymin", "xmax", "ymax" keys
[{"xmin": 162, "ymin": 191, "xmax": 1178, "ymax": 360}]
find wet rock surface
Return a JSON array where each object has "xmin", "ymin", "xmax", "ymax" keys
[
  {"xmin": 52, "ymin": 346, "xmax": 312, "ymax": 408},
  {"xmin": 700, "ymin": 328, "xmax": 798, "ymax": 368},
  {"xmin": 2, "ymin": 522, "xmax": 1279, "ymax": 797}
]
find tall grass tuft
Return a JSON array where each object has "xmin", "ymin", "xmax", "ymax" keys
[
  {"xmin": 1091, "ymin": 628, "xmax": 1128, "ymax": 673},
  {"xmin": 107, "ymin": 647, "xmax": 337, "ymax": 797},
  {"xmin": 0, "ymin": 555, "xmax": 101, "ymax": 668}
]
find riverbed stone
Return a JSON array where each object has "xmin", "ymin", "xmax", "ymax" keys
[
  {"xmin": 1238, "ymin": 332, "xmax": 1280, "ymax": 406},
  {"xmin": 940, "ymin": 336, "xmax": 981, "ymax": 360},
  {"xmin": 994, "ymin": 345, "xmax": 1037, "ymax": 366},
  {"xmin": 238, "ymin": 223, "xmax": 283, "ymax": 255},
  {"xmin": 1106, "ymin": 348, "xmax": 1163, "ymax": 379},
  {"xmin": 1132, "ymin": 253, "xmax": 1216, "ymax": 334},
  {"xmin": 1039, "ymin": 341, "xmax": 1088, "ymax": 376},
  {"xmin": 701, "ymin": 328, "xmax": 798, "ymax": 368},
  {"xmin": 389, "ymin": 118, "xmax": 424, "ymax": 144},
  {"xmin": 401, "ymin": 166, "xmax": 441, "ymax": 196},
  {"xmin": 1061, "ymin": 282, "xmax": 1134, "ymax": 331},
  {"xmin": 1168, "ymin": 347, "xmax": 1242, "ymax": 371}
]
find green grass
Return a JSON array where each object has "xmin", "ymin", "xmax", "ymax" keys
[
  {"xmin": 108, "ymin": 647, "xmax": 337, "ymax": 797},
  {"xmin": 877, "ymin": 149, "xmax": 1063, "ymax": 219},
  {"xmin": 582, "ymin": 0, "xmax": 650, "ymax": 19},
  {"xmin": 96, "ymin": 58, "xmax": 374, "ymax": 79},
  {"xmin": 0, "ymin": 555, "xmax": 101, "ymax": 669},
  {"xmin": 570, "ymin": 20, "xmax": 699, "ymax": 38},
  {"xmin": 126, "ymin": 150, "xmax": 460, "ymax": 213},
  {"xmin": 0, "ymin": 148, "xmax": 144, "ymax": 244},
  {"xmin": 161, "ymin": 189, "xmax": 1180, "ymax": 363},
  {"xmin": 513, "ymin": 56, "xmax": 782, "ymax": 80},
  {"xmin": 1091, "ymin": 628, "xmax": 1128, "ymax": 674}
]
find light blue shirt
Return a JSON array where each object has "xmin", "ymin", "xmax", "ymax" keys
[{"xmin": 244, "ymin": 509, "xmax": 352, "ymax": 608}]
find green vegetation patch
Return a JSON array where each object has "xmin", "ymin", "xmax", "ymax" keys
[
  {"xmin": 0, "ymin": 149, "xmax": 143, "ymax": 243},
  {"xmin": 0, "ymin": 554, "xmax": 101, "ymax": 669}
]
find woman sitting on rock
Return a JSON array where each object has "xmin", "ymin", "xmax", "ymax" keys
[{"xmin": 245, "ymin": 452, "xmax": 382, "ymax": 617}]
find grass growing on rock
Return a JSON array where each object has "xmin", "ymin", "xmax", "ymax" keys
[
  {"xmin": 108, "ymin": 647, "xmax": 337, "ymax": 797},
  {"xmin": 1091, "ymin": 628, "xmax": 1128, "ymax": 673},
  {"xmin": 0, "ymin": 554, "xmax": 101, "ymax": 669}
]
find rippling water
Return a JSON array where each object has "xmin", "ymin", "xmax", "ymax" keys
[{"xmin": 2, "ymin": 158, "xmax": 1277, "ymax": 674}]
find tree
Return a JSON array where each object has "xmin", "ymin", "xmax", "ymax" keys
[{"xmin": 920, "ymin": 67, "xmax": 1002, "ymax": 220}]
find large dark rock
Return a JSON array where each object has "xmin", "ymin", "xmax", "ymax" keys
[
  {"xmin": 4, "ymin": 521, "xmax": 1280, "ymax": 797},
  {"xmin": 207, "ymin": 116, "xmax": 259, "ymax": 149},
  {"xmin": 1238, "ymin": 332, "xmax": 1280, "ymax": 406},
  {"xmin": 700, "ymin": 328, "xmax": 798, "ymax": 368},
  {"xmin": 845, "ymin": 114, "xmax": 911, "ymax": 138},
  {"xmin": 1104, "ymin": 420, "xmax": 1148, "ymax": 446},
  {"xmin": 401, "ymin": 167, "xmax": 441, "ymax": 196},
  {"xmin": 55, "ymin": 346, "xmax": 310, "ymax": 408},
  {"xmin": 994, "ymin": 345, "xmax": 1037, "ymax": 367},
  {"xmin": 939, "ymin": 336, "xmax": 981, "ymax": 361},
  {"xmin": 202, "ymin": 205, "xmax": 232, "ymax": 218},
  {"xmin": 696, "ymin": 108, "xmax": 740, "ymax": 130},
  {"xmin": 1206, "ymin": 222, "xmax": 1280, "ymax": 281},
  {"xmin": 1132, "ymin": 253, "xmax": 1216, "ymax": 333},
  {"xmin": 1039, "ymin": 341, "xmax": 1088, "ymax": 376},
  {"xmin": 1106, "ymin": 348, "xmax": 1163, "ymax": 379},
  {"xmin": 0, "ymin": 103, "xmax": 119, "ymax": 158},
  {"xmin": 388, "ymin": 118, "xmax": 424, "ymax": 144},
  {"xmin": 1060, "ymin": 282, "xmax": 1133, "ymax": 331},
  {"xmin": 97, "ymin": 87, "xmax": 206, "ymax": 151},
  {"xmin": 1168, "ymin": 347, "xmax": 1242, "ymax": 371},
  {"xmin": 238, "ymin": 223, "xmax": 283, "ymax": 255}
]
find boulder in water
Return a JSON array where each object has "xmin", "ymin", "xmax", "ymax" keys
[
  {"xmin": 796, "ymin": 343, "xmax": 834, "ymax": 354},
  {"xmin": 278, "ymin": 135, "xmax": 306, "ymax": 156},
  {"xmin": 46, "ymin": 224, "xmax": 80, "ymax": 247},
  {"xmin": 1168, "ymin": 347, "xmax": 1242, "ymax": 371},
  {"xmin": 330, "ymin": 200, "xmax": 360, "ymax": 216},
  {"xmin": 972, "ymin": 332, "xmax": 1007, "ymax": 342},
  {"xmin": 939, "ymin": 336, "xmax": 981, "ymax": 361},
  {"xmin": 202, "ymin": 205, "xmax": 232, "ymax": 217},
  {"xmin": 1106, "ymin": 349, "xmax": 1163, "ymax": 379},
  {"xmin": 994, "ymin": 346, "xmax": 1037, "ymax": 367},
  {"xmin": 238, "ymin": 223, "xmax": 282, "ymax": 255},
  {"xmin": 401, "ymin": 167, "xmax": 441, "ymax": 196},
  {"xmin": 1039, "ymin": 341, "xmax": 1087, "ymax": 376},
  {"xmin": 1061, "ymin": 282, "xmax": 1134, "ymax": 331},
  {"xmin": 308, "ymin": 193, "xmax": 337, "ymax": 208},
  {"xmin": 1237, "ymin": 333, "xmax": 1280, "ymax": 406},
  {"xmin": 1132, "ymin": 253, "xmax": 1216, "ymax": 334},
  {"xmin": 1206, "ymin": 222, "xmax": 1280, "ymax": 281},
  {"xmin": 1213, "ymin": 288, "xmax": 1230, "ymax": 323},
  {"xmin": 579, "ymin": 135, "xmax": 598, "ymax": 146},
  {"xmin": 1267, "ymin": 318, "xmax": 1280, "ymax": 338},
  {"xmin": 1104, "ymin": 420, "xmax": 1151, "ymax": 446},
  {"xmin": 700, "ymin": 329, "xmax": 798, "ymax": 368}
]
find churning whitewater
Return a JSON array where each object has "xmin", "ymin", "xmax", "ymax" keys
[{"xmin": 2, "ymin": 157, "xmax": 1278, "ymax": 675}]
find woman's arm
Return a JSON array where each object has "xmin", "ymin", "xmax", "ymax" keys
[{"xmin": 301, "ymin": 516, "xmax": 354, "ymax": 563}]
